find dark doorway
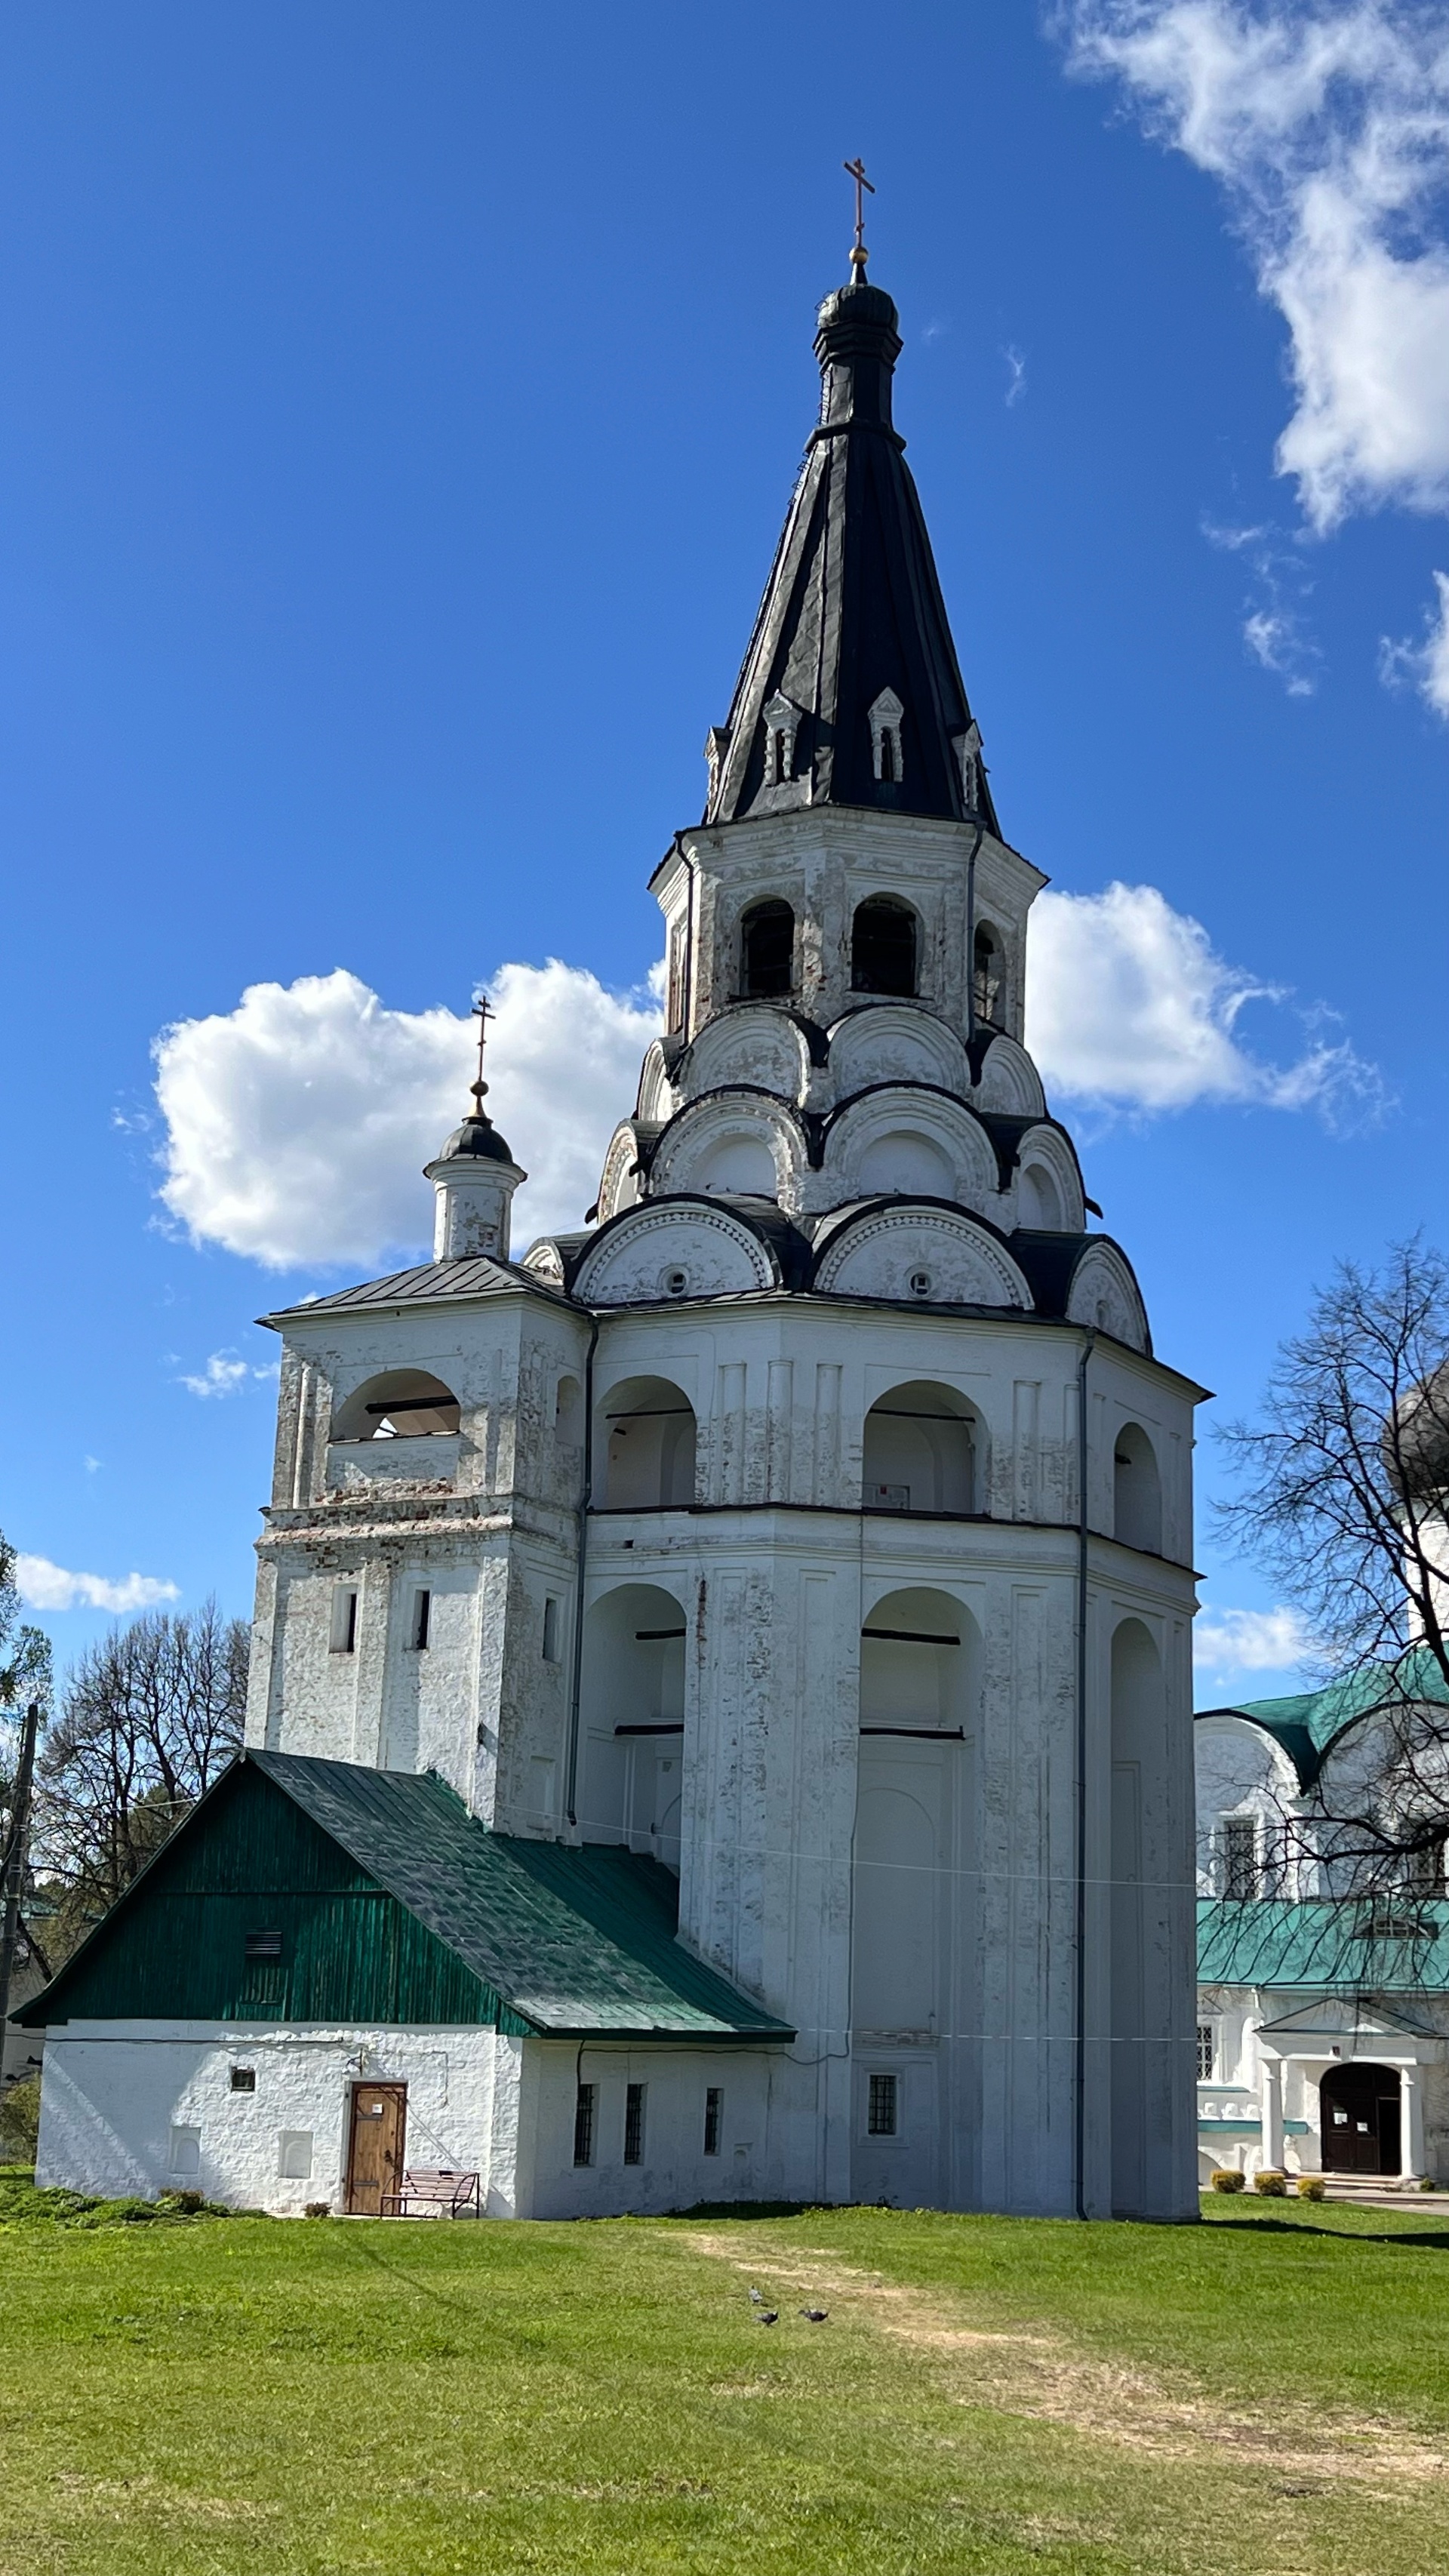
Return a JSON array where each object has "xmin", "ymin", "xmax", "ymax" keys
[
  {"xmin": 740, "ymin": 900, "xmax": 794, "ymax": 998},
  {"xmin": 851, "ymin": 898, "xmax": 917, "ymax": 996},
  {"xmin": 1319, "ymin": 2063, "xmax": 1401, "ymax": 2174},
  {"xmin": 346, "ymin": 2081, "xmax": 407, "ymax": 2214}
]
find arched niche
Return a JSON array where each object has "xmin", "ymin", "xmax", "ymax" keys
[
  {"xmin": 595, "ymin": 1375, "xmax": 697, "ymax": 1510},
  {"xmin": 329, "ymin": 1369, "xmax": 460, "ymax": 1444},
  {"xmin": 1109, "ymin": 1617, "xmax": 1168, "ymax": 2217},
  {"xmin": 650, "ymin": 1094, "xmax": 801, "ymax": 1202},
  {"xmin": 971, "ymin": 1033, "xmax": 1046, "ymax": 1119},
  {"xmin": 572, "ymin": 1202, "xmax": 777, "ymax": 1306},
  {"xmin": 827, "ymin": 1006, "xmax": 969, "ymax": 1102},
  {"xmin": 851, "ymin": 896, "xmax": 918, "ymax": 997},
  {"xmin": 740, "ymin": 898, "xmax": 795, "ymax": 999},
  {"xmin": 554, "ymin": 1373, "xmax": 583, "ymax": 1448},
  {"xmin": 1066, "ymin": 1241, "xmax": 1152, "ymax": 1355},
  {"xmin": 859, "ymin": 1585, "xmax": 983, "ymax": 1734},
  {"xmin": 814, "ymin": 1206, "xmax": 1032, "ymax": 1311},
  {"xmin": 1017, "ymin": 1161, "xmax": 1062, "ymax": 1230},
  {"xmin": 824, "ymin": 1087, "xmax": 1001, "ymax": 1212},
  {"xmin": 1113, "ymin": 1422, "xmax": 1163, "ymax": 1554},
  {"xmin": 681, "ymin": 1009, "xmax": 809, "ymax": 1106},
  {"xmin": 578, "ymin": 1580, "xmax": 688, "ymax": 1867},
  {"xmin": 863, "ymin": 1381, "xmax": 981, "ymax": 1516}
]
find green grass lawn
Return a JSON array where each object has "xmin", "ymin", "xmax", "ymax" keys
[{"xmin": 2, "ymin": 2170, "xmax": 1447, "ymax": 2575}]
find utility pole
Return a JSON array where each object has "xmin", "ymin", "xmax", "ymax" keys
[{"xmin": 0, "ymin": 1701, "xmax": 41, "ymax": 2094}]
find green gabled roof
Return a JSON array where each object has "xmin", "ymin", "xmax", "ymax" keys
[
  {"xmin": 1198, "ymin": 1648, "xmax": 1449, "ymax": 1790},
  {"xmin": 22, "ymin": 1753, "xmax": 792, "ymax": 2045},
  {"xmin": 248, "ymin": 1753, "xmax": 790, "ymax": 2041},
  {"xmin": 1198, "ymin": 1896, "xmax": 1449, "ymax": 1994}
]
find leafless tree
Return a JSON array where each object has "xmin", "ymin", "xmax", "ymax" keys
[
  {"xmin": 34, "ymin": 1599, "xmax": 247, "ymax": 1940},
  {"xmin": 1219, "ymin": 1239, "xmax": 1449, "ymax": 1902}
]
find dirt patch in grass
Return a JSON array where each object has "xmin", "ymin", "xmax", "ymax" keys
[{"xmin": 685, "ymin": 2230, "xmax": 1449, "ymax": 2491}]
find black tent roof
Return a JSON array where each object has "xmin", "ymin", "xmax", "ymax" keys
[{"xmin": 706, "ymin": 276, "xmax": 998, "ymax": 834}]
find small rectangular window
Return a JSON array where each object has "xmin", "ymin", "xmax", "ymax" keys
[
  {"xmin": 542, "ymin": 1596, "xmax": 561, "ymax": 1662},
  {"xmin": 330, "ymin": 1587, "xmax": 358, "ymax": 1654},
  {"xmin": 1196, "ymin": 2024, "xmax": 1216, "ymax": 2082},
  {"xmin": 230, "ymin": 2066, "xmax": 257, "ymax": 2093},
  {"xmin": 168, "ymin": 2124, "xmax": 202, "ymax": 2177},
  {"xmin": 867, "ymin": 2073, "xmax": 898, "ymax": 2137},
  {"xmin": 412, "ymin": 1588, "xmax": 432, "ymax": 1651},
  {"xmin": 573, "ymin": 2082, "xmax": 596, "ymax": 2168},
  {"xmin": 245, "ymin": 1928, "xmax": 283, "ymax": 1960},
  {"xmin": 703, "ymin": 2086, "xmax": 723, "ymax": 2157},
  {"xmin": 624, "ymin": 2082, "xmax": 645, "ymax": 2166},
  {"xmin": 278, "ymin": 2130, "xmax": 313, "ymax": 2181}
]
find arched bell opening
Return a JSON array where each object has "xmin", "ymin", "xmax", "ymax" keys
[
  {"xmin": 859, "ymin": 1587, "xmax": 983, "ymax": 1738},
  {"xmin": 740, "ymin": 899, "xmax": 795, "ymax": 999},
  {"xmin": 1113, "ymin": 1422, "xmax": 1163, "ymax": 1554},
  {"xmin": 862, "ymin": 1380, "xmax": 980, "ymax": 1516},
  {"xmin": 972, "ymin": 922, "xmax": 1002, "ymax": 1029},
  {"xmin": 329, "ymin": 1369, "xmax": 461, "ymax": 1444},
  {"xmin": 851, "ymin": 897, "xmax": 918, "ymax": 998},
  {"xmin": 578, "ymin": 1581, "xmax": 687, "ymax": 1869},
  {"xmin": 595, "ymin": 1376, "xmax": 697, "ymax": 1510}
]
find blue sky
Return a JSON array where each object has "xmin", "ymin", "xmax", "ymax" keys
[{"xmin": 2, "ymin": 2, "xmax": 1446, "ymax": 1700}]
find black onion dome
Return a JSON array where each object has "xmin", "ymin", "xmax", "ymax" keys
[
  {"xmin": 1385, "ymin": 1362, "xmax": 1449, "ymax": 1500},
  {"xmin": 436, "ymin": 1097, "xmax": 515, "ymax": 1165}
]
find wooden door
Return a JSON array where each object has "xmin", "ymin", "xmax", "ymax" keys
[
  {"xmin": 346, "ymin": 2082, "xmax": 407, "ymax": 2214},
  {"xmin": 1320, "ymin": 2064, "xmax": 1401, "ymax": 2174}
]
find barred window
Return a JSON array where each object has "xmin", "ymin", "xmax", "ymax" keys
[
  {"xmin": 867, "ymin": 2072, "xmax": 898, "ymax": 2137},
  {"xmin": 1196, "ymin": 2023, "xmax": 1215, "ymax": 2082},
  {"xmin": 573, "ymin": 2082, "xmax": 595, "ymax": 2168},
  {"xmin": 703, "ymin": 2086, "xmax": 722, "ymax": 2157},
  {"xmin": 624, "ymin": 2083, "xmax": 645, "ymax": 2166}
]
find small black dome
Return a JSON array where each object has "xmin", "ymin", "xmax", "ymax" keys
[
  {"xmin": 438, "ymin": 1109, "xmax": 515, "ymax": 1166},
  {"xmin": 1385, "ymin": 1362, "xmax": 1449, "ymax": 1499}
]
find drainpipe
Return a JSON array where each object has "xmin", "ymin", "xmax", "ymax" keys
[
  {"xmin": 564, "ymin": 1315, "xmax": 601, "ymax": 1832},
  {"xmin": 1075, "ymin": 1327, "xmax": 1097, "ymax": 2221},
  {"xmin": 964, "ymin": 820, "xmax": 984, "ymax": 1045}
]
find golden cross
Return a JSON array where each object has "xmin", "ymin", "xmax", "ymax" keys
[
  {"xmin": 844, "ymin": 157, "xmax": 875, "ymax": 277},
  {"xmin": 470, "ymin": 991, "xmax": 494, "ymax": 1107}
]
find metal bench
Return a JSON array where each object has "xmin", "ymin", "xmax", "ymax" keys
[{"xmin": 380, "ymin": 2167, "xmax": 481, "ymax": 2218}]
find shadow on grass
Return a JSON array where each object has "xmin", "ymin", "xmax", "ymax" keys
[{"xmin": 1210, "ymin": 2215, "xmax": 1449, "ymax": 2251}]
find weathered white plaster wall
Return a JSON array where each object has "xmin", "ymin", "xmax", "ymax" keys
[{"xmin": 35, "ymin": 2022, "xmax": 525, "ymax": 2216}]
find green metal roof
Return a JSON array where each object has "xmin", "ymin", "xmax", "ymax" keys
[
  {"xmin": 1197, "ymin": 1648, "xmax": 1449, "ymax": 1789},
  {"xmin": 23, "ymin": 1753, "xmax": 793, "ymax": 2045},
  {"xmin": 1198, "ymin": 1896, "xmax": 1449, "ymax": 1994}
]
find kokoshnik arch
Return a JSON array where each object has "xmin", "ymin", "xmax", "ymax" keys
[{"xmin": 26, "ymin": 228, "xmax": 1206, "ymax": 2225}]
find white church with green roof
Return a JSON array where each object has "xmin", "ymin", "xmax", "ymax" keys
[{"xmin": 26, "ymin": 239, "xmax": 1206, "ymax": 2224}]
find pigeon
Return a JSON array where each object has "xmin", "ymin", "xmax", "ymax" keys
[
  {"xmin": 749, "ymin": 2288, "xmax": 764, "ymax": 2304},
  {"xmin": 799, "ymin": 2308, "xmax": 829, "ymax": 2323},
  {"xmin": 757, "ymin": 2310, "xmax": 779, "ymax": 2325}
]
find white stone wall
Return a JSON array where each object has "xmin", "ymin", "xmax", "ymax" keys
[{"xmin": 35, "ymin": 2022, "xmax": 525, "ymax": 2216}]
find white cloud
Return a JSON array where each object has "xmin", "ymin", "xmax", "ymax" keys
[
  {"xmin": 153, "ymin": 962, "xmax": 662, "ymax": 1273},
  {"xmin": 1380, "ymin": 565, "xmax": 1449, "ymax": 714},
  {"xmin": 1027, "ymin": 879, "xmax": 1384, "ymax": 1122},
  {"xmin": 1064, "ymin": 4, "xmax": 1449, "ymax": 707},
  {"xmin": 179, "ymin": 1352, "xmax": 261, "ymax": 1399},
  {"xmin": 16, "ymin": 1555, "xmax": 180, "ymax": 1614},
  {"xmin": 1194, "ymin": 1602, "xmax": 1317, "ymax": 1678}
]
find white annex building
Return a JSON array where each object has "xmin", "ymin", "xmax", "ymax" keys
[{"xmin": 31, "ymin": 250, "xmax": 1204, "ymax": 2223}]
